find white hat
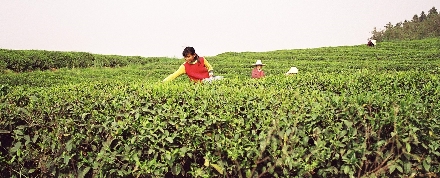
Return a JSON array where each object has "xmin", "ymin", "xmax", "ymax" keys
[
  {"xmin": 252, "ymin": 60, "xmax": 265, "ymax": 66},
  {"xmin": 286, "ymin": 67, "xmax": 298, "ymax": 74}
]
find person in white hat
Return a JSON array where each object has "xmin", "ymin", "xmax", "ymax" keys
[
  {"xmin": 285, "ymin": 67, "xmax": 298, "ymax": 75},
  {"xmin": 251, "ymin": 60, "xmax": 265, "ymax": 79}
]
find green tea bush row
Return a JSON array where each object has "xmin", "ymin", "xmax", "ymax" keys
[
  {"xmin": 1, "ymin": 72, "xmax": 439, "ymax": 177},
  {"xmin": 3, "ymin": 52, "xmax": 437, "ymax": 89},
  {"xmin": 0, "ymin": 49, "xmax": 169, "ymax": 72},
  {"xmin": 1, "ymin": 38, "xmax": 439, "ymax": 177},
  {"xmin": 215, "ymin": 38, "xmax": 440, "ymax": 61},
  {"xmin": 1, "ymin": 38, "xmax": 439, "ymax": 73}
]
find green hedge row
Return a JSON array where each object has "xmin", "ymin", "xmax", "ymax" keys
[
  {"xmin": 0, "ymin": 49, "xmax": 167, "ymax": 72},
  {"xmin": 2, "ymin": 38, "xmax": 439, "ymax": 73},
  {"xmin": 1, "ymin": 72, "xmax": 439, "ymax": 177},
  {"xmin": 215, "ymin": 38, "xmax": 440, "ymax": 60}
]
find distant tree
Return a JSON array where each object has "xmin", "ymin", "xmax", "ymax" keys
[
  {"xmin": 381, "ymin": 22, "xmax": 397, "ymax": 41},
  {"xmin": 370, "ymin": 6, "xmax": 440, "ymax": 42},
  {"xmin": 419, "ymin": 11, "xmax": 427, "ymax": 22},
  {"xmin": 427, "ymin": 6, "xmax": 438, "ymax": 18},
  {"xmin": 412, "ymin": 14, "xmax": 419, "ymax": 22},
  {"xmin": 426, "ymin": 7, "xmax": 440, "ymax": 37},
  {"xmin": 402, "ymin": 20, "xmax": 410, "ymax": 38},
  {"xmin": 384, "ymin": 22, "xmax": 393, "ymax": 29},
  {"xmin": 370, "ymin": 27, "xmax": 383, "ymax": 41}
]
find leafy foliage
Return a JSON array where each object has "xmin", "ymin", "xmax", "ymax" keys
[
  {"xmin": 0, "ymin": 49, "xmax": 168, "ymax": 72},
  {"xmin": 0, "ymin": 38, "xmax": 439, "ymax": 177},
  {"xmin": 371, "ymin": 6, "xmax": 440, "ymax": 42}
]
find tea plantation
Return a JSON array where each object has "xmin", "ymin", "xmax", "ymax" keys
[{"xmin": 1, "ymin": 38, "xmax": 439, "ymax": 177}]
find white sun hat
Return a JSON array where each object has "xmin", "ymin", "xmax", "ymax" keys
[
  {"xmin": 252, "ymin": 60, "xmax": 265, "ymax": 66},
  {"xmin": 286, "ymin": 67, "xmax": 298, "ymax": 74}
]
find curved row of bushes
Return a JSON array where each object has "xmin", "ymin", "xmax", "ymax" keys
[
  {"xmin": 0, "ymin": 49, "xmax": 168, "ymax": 72},
  {"xmin": 2, "ymin": 38, "xmax": 439, "ymax": 73}
]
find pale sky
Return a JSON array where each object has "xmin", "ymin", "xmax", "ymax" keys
[{"xmin": 1, "ymin": 1, "xmax": 439, "ymax": 58}]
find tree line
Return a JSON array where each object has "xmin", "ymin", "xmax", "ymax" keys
[{"xmin": 370, "ymin": 6, "xmax": 439, "ymax": 42}]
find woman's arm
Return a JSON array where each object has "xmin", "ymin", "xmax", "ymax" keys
[
  {"xmin": 163, "ymin": 65, "xmax": 186, "ymax": 82},
  {"xmin": 203, "ymin": 58, "xmax": 214, "ymax": 73}
]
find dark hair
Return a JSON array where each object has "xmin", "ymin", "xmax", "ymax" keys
[{"xmin": 182, "ymin": 47, "xmax": 199, "ymax": 59}]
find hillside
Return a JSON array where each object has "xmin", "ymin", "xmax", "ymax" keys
[
  {"xmin": 0, "ymin": 38, "xmax": 439, "ymax": 177},
  {"xmin": 1, "ymin": 38, "xmax": 439, "ymax": 86}
]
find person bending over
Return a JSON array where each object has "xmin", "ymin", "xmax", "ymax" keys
[{"xmin": 163, "ymin": 47, "xmax": 222, "ymax": 83}]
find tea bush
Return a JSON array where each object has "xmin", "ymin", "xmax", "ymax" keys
[{"xmin": 0, "ymin": 38, "xmax": 439, "ymax": 177}]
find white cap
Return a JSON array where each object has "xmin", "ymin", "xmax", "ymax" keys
[
  {"xmin": 252, "ymin": 60, "xmax": 265, "ymax": 66},
  {"xmin": 286, "ymin": 67, "xmax": 298, "ymax": 74}
]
